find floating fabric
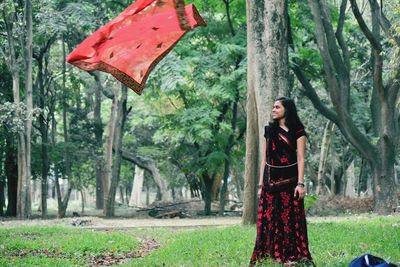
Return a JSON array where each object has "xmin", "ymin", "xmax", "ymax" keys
[{"xmin": 67, "ymin": 0, "xmax": 206, "ymax": 95}]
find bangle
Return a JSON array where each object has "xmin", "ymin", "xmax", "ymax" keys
[{"xmin": 297, "ymin": 182, "xmax": 305, "ymax": 187}]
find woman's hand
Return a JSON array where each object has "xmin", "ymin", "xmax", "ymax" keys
[
  {"xmin": 294, "ymin": 185, "xmax": 305, "ymax": 199},
  {"xmin": 257, "ymin": 186, "xmax": 262, "ymax": 198}
]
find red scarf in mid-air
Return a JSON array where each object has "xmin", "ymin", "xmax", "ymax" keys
[{"xmin": 67, "ymin": 0, "xmax": 206, "ymax": 95}]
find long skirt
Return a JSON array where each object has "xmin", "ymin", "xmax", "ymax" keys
[{"xmin": 249, "ymin": 189, "xmax": 314, "ymax": 266}]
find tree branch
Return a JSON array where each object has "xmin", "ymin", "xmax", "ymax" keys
[
  {"xmin": 369, "ymin": 0, "xmax": 400, "ymax": 46},
  {"xmin": 307, "ymin": 0, "xmax": 345, "ymax": 106},
  {"xmin": 318, "ymin": 0, "xmax": 348, "ymax": 80},
  {"xmin": 350, "ymin": 0, "xmax": 382, "ymax": 51},
  {"xmin": 335, "ymin": 0, "xmax": 350, "ymax": 71},
  {"xmin": 223, "ymin": 0, "xmax": 235, "ymax": 36},
  {"xmin": 88, "ymin": 71, "xmax": 115, "ymax": 99},
  {"xmin": 292, "ymin": 63, "xmax": 339, "ymax": 125}
]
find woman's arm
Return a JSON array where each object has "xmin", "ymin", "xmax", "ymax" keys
[
  {"xmin": 257, "ymin": 138, "xmax": 267, "ymax": 196},
  {"xmin": 294, "ymin": 135, "xmax": 306, "ymax": 199},
  {"xmin": 259, "ymin": 139, "xmax": 267, "ymax": 186},
  {"xmin": 296, "ymin": 135, "xmax": 306, "ymax": 183}
]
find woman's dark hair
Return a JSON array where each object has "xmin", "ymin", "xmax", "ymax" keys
[{"xmin": 266, "ymin": 96, "xmax": 305, "ymax": 139}]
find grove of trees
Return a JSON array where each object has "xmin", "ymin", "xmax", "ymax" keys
[{"xmin": 0, "ymin": 0, "xmax": 399, "ymax": 220}]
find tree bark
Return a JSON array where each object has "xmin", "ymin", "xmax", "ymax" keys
[
  {"xmin": 34, "ymin": 38, "xmax": 54, "ymax": 218},
  {"xmin": 105, "ymin": 85, "xmax": 128, "ymax": 217},
  {"xmin": 54, "ymin": 176, "xmax": 73, "ymax": 218},
  {"xmin": 203, "ymin": 173, "xmax": 214, "ymax": 215},
  {"xmin": 0, "ymin": 141, "xmax": 5, "ymax": 216},
  {"xmin": 121, "ymin": 150, "xmax": 169, "ymax": 201},
  {"xmin": 219, "ymin": 95, "xmax": 239, "ymax": 215},
  {"xmin": 316, "ymin": 121, "xmax": 334, "ymax": 195},
  {"xmin": 5, "ymin": 133, "xmax": 17, "ymax": 216},
  {"xmin": 129, "ymin": 165, "xmax": 144, "ymax": 207},
  {"xmin": 103, "ymin": 89, "xmax": 118, "ymax": 210},
  {"xmin": 92, "ymin": 73, "xmax": 104, "ymax": 209},
  {"xmin": 243, "ymin": 0, "xmax": 289, "ymax": 224},
  {"xmin": 16, "ymin": 0, "xmax": 34, "ymax": 219}
]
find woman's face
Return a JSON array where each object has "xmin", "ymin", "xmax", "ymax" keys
[{"xmin": 272, "ymin": 101, "xmax": 286, "ymax": 120}]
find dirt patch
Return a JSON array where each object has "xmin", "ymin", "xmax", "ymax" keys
[
  {"xmin": 4, "ymin": 249, "xmax": 64, "ymax": 258},
  {"xmin": 88, "ymin": 238, "xmax": 160, "ymax": 266},
  {"xmin": 2, "ymin": 238, "xmax": 160, "ymax": 266}
]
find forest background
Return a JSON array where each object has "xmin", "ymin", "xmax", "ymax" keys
[{"xmin": 0, "ymin": 0, "xmax": 399, "ymax": 221}]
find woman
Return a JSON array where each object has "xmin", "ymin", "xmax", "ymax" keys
[{"xmin": 250, "ymin": 97, "xmax": 314, "ymax": 266}]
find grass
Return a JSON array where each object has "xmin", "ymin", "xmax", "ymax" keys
[
  {"xmin": 0, "ymin": 215, "xmax": 399, "ymax": 266},
  {"xmin": 0, "ymin": 226, "xmax": 140, "ymax": 266}
]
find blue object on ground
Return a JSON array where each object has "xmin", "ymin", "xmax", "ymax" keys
[{"xmin": 348, "ymin": 254, "xmax": 398, "ymax": 267}]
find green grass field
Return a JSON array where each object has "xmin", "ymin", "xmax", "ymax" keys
[{"xmin": 0, "ymin": 216, "xmax": 399, "ymax": 266}]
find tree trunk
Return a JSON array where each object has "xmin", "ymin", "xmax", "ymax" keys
[
  {"xmin": 121, "ymin": 150, "xmax": 169, "ymax": 201},
  {"xmin": 203, "ymin": 173, "xmax": 214, "ymax": 215},
  {"xmin": 5, "ymin": 134, "xmax": 17, "ymax": 216},
  {"xmin": 129, "ymin": 165, "xmax": 144, "ymax": 207},
  {"xmin": 232, "ymin": 168, "xmax": 243, "ymax": 202},
  {"xmin": 80, "ymin": 190, "xmax": 85, "ymax": 214},
  {"xmin": 61, "ymin": 37, "xmax": 71, "ymax": 179},
  {"xmin": 105, "ymin": 85, "xmax": 128, "ymax": 217},
  {"xmin": 55, "ymin": 176, "xmax": 73, "ymax": 218},
  {"xmin": 0, "ymin": 142, "xmax": 5, "ymax": 215},
  {"xmin": 103, "ymin": 89, "xmax": 119, "ymax": 210},
  {"xmin": 344, "ymin": 160, "xmax": 357, "ymax": 198},
  {"xmin": 16, "ymin": 0, "xmax": 34, "ymax": 219},
  {"xmin": 36, "ymin": 54, "xmax": 50, "ymax": 219},
  {"xmin": 92, "ymin": 73, "xmax": 104, "ymax": 209},
  {"xmin": 243, "ymin": 0, "xmax": 289, "ymax": 224},
  {"xmin": 316, "ymin": 121, "xmax": 334, "ymax": 195},
  {"xmin": 219, "ymin": 95, "xmax": 239, "ymax": 215}
]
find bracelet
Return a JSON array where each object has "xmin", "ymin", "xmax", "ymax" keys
[
  {"xmin": 297, "ymin": 182, "xmax": 305, "ymax": 187},
  {"xmin": 257, "ymin": 184, "xmax": 263, "ymax": 189}
]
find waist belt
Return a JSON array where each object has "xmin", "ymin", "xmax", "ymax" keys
[{"xmin": 265, "ymin": 162, "xmax": 297, "ymax": 168}]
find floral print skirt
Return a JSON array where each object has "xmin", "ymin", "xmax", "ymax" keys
[{"xmin": 249, "ymin": 189, "xmax": 314, "ymax": 266}]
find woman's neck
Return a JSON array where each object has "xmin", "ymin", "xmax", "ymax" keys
[{"xmin": 278, "ymin": 119, "xmax": 286, "ymax": 127}]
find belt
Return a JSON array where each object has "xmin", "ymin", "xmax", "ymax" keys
[{"xmin": 265, "ymin": 162, "xmax": 297, "ymax": 168}]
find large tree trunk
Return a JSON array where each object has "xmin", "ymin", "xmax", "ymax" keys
[
  {"xmin": 243, "ymin": 0, "xmax": 289, "ymax": 224},
  {"xmin": 105, "ymin": 85, "xmax": 128, "ymax": 217}
]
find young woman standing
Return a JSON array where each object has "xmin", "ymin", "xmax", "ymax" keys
[{"xmin": 249, "ymin": 97, "xmax": 314, "ymax": 266}]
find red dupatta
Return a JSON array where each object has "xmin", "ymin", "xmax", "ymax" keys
[{"xmin": 67, "ymin": 0, "xmax": 206, "ymax": 95}]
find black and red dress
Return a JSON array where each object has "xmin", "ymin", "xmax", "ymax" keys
[{"xmin": 250, "ymin": 125, "xmax": 314, "ymax": 266}]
